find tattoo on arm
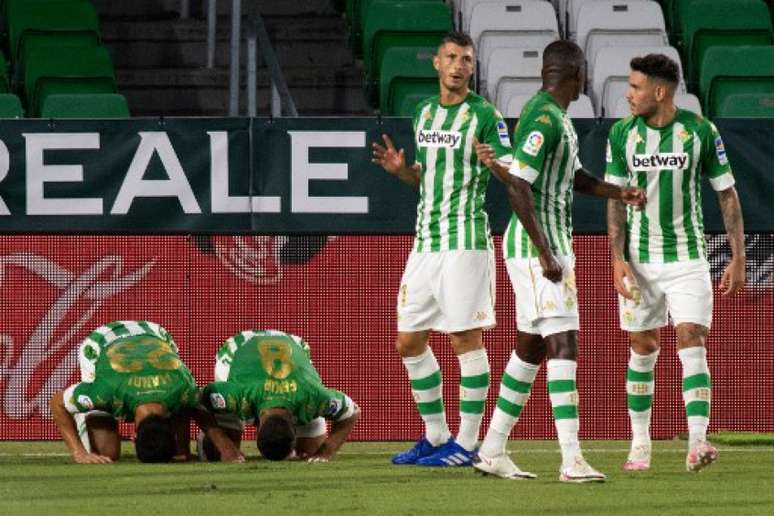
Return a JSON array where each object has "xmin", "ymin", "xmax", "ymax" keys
[
  {"xmin": 607, "ymin": 198, "xmax": 628, "ymax": 261},
  {"xmin": 718, "ymin": 187, "xmax": 745, "ymax": 258}
]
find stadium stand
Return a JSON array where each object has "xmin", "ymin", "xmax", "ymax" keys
[
  {"xmin": 565, "ymin": 0, "xmax": 650, "ymax": 41},
  {"xmin": 40, "ymin": 93, "xmax": 130, "ymax": 118},
  {"xmin": 612, "ymin": 92, "xmax": 702, "ymax": 118},
  {"xmin": 504, "ymin": 91, "xmax": 595, "ymax": 117},
  {"xmin": 699, "ymin": 46, "xmax": 774, "ymax": 118},
  {"xmin": 485, "ymin": 47, "xmax": 542, "ymax": 108},
  {"xmin": 0, "ymin": 92, "xmax": 23, "ymax": 117},
  {"xmin": 379, "ymin": 45, "xmax": 436, "ymax": 115},
  {"xmin": 717, "ymin": 92, "xmax": 774, "ymax": 118}
]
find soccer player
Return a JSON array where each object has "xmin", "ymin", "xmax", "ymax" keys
[
  {"xmin": 199, "ymin": 330, "xmax": 360, "ymax": 462},
  {"xmin": 49, "ymin": 320, "xmax": 243, "ymax": 464},
  {"xmin": 371, "ymin": 31, "xmax": 514, "ymax": 466},
  {"xmin": 473, "ymin": 40, "xmax": 646, "ymax": 482},
  {"xmin": 605, "ymin": 54, "xmax": 745, "ymax": 472}
]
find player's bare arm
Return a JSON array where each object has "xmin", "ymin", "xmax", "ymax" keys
[
  {"xmin": 607, "ymin": 197, "xmax": 638, "ymax": 300},
  {"xmin": 49, "ymin": 391, "xmax": 113, "ymax": 465},
  {"xmin": 574, "ymin": 168, "xmax": 646, "ymax": 207},
  {"xmin": 189, "ymin": 405, "xmax": 245, "ymax": 463},
  {"xmin": 308, "ymin": 405, "xmax": 360, "ymax": 463},
  {"xmin": 372, "ymin": 134, "xmax": 421, "ymax": 187},
  {"xmin": 474, "ymin": 138, "xmax": 510, "ymax": 183},
  {"xmin": 717, "ymin": 186, "xmax": 746, "ymax": 296},
  {"xmin": 505, "ymin": 174, "xmax": 562, "ymax": 282}
]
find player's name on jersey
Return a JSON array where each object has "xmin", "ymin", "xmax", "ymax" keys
[
  {"xmin": 264, "ymin": 378, "xmax": 298, "ymax": 394},
  {"xmin": 126, "ymin": 373, "xmax": 175, "ymax": 389},
  {"xmin": 416, "ymin": 129, "xmax": 462, "ymax": 149},
  {"xmin": 629, "ymin": 152, "xmax": 689, "ymax": 171}
]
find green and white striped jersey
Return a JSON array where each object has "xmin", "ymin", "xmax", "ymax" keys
[
  {"xmin": 605, "ymin": 110, "xmax": 734, "ymax": 263},
  {"xmin": 413, "ymin": 91, "xmax": 512, "ymax": 252},
  {"xmin": 503, "ymin": 91, "xmax": 581, "ymax": 259}
]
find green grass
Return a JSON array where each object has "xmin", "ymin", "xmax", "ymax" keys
[
  {"xmin": 1, "ymin": 440, "xmax": 773, "ymax": 515},
  {"xmin": 709, "ymin": 431, "xmax": 774, "ymax": 446}
]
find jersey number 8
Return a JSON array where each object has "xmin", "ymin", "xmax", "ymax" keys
[{"xmin": 257, "ymin": 339, "xmax": 294, "ymax": 379}]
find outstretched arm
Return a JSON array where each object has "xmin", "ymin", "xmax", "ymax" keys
[
  {"xmin": 474, "ymin": 138, "xmax": 511, "ymax": 184},
  {"xmin": 189, "ymin": 406, "xmax": 245, "ymax": 463},
  {"xmin": 575, "ymin": 168, "xmax": 646, "ymax": 206},
  {"xmin": 372, "ymin": 134, "xmax": 421, "ymax": 187},
  {"xmin": 49, "ymin": 391, "xmax": 113, "ymax": 464},
  {"xmin": 717, "ymin": 186, "xmax": 746, "ymax": 296}
]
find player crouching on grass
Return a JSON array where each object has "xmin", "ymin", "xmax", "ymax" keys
[
  {"xmin": 197, "ymin": 330, "xmax": 360, "ymax": 463},
  {"xmin": 49, "ymin": 321, "xmax": 244, "ymax": 464}
]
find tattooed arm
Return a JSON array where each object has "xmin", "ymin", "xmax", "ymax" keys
[
  {"xmin": 607, "ymin": 198, "xmax": 637, "ymax": 299},
  {"xmin": 717, "ymin": 186, "xmax": 746, "ymax": 296}
]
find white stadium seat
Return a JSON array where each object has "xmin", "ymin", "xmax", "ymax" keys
[
  {"xmin": 460, "ymin": 0, "xmax": 548, "ymax": 31},
  {"xmin": 503, "ymin": 92, "xmax": 595, "ymax": 118},
  {"xmin": 575, "ymin": 1, "xmax": 667, "ymax": 70},
  {"xmin": 486, "ymin": 47, "xmax": 543, "ymax": 107},
  {"xmin": 590, "ymin": 45, "xmax": 684, "ymax": 116},
  {"xmin": 612, "ymin": 93, "xmax": 703, "ymax": 118},
  {"xmin": 565, "ymin": 0, "xmax": 652, "ymax": 40}
]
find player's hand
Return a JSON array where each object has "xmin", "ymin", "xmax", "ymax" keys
[
  {"xmin": 307, "ymin": 454, "xmax": 330, "ymax": 464},
  {"xmin": 220, "ymin": 448, "xmax": 245, "ymax": 464},
  {"xmin": 473, "ymin": 138, "xmax": 496, "ymax": 167},
  {"xmin": 620, "ymin": 187, "xmax": 646, "ymax": 210},
  {"xmin": 72, "ymin": 449, "xmax": 113, "ymax": 465},
  {"xmin": 612, "ymin": 259, "xmax": 638, "ymax": 300},
  {"xmin": 720, "ymin": 256, "xmax": 746, "ymax": 297},
  {"xmin": 371, "ymin": 134, "xmax": 406, "ymax": 176},
  {"xmin": 538, "ymin": 251, "xmax": 562, "ymax": 283}
]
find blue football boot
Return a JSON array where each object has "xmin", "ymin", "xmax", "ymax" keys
[
  {"xmin": 391, "ymin": 437, "xmax": 441, "ymax": 465},
  {"xmin": 416, "ymin": 438, "xmax": 475, "ymax": 467}
]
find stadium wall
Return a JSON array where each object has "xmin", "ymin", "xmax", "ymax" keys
[{"xmin": 1, "ymin": 118, "xmax": 772, "ymax": 440}]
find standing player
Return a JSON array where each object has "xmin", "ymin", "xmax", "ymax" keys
[
  {"xmin": 474, "ymin": 40, "xmax": 645, "ymax": 482},
  {"xmin": 49, "ymin": 320, "xmax": 243, "ymax": 464},
  {"xmin": 199, "ymin": 330, "xmax": 359, "ymax": 462},
  {"xmin": 606, "ymin": 54, "xmax": 745, "ymax": 472},
  {"xmin": 371, "ymin": 31, "xmax": 514, "ymax": 466}
]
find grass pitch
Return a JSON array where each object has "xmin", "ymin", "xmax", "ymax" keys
[{"xmin": 1, "ymin": 440, "xmax": 772, "ymax": 515}]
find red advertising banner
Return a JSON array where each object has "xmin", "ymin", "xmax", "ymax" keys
[{"xmin": 1, "ymin": 235, "xmax": 772, "ymax": 440}]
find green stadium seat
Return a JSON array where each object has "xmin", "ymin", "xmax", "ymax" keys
[
  {"xmin": 40, "ymin": 93, "xmax": 130, "ymax": 119},
  {"xmin": 7, "ymin": 0, "xmax": 100, "ymax": 66},
  {"xmin": 349, "ymin": 0, "xmax": 442, "ymax": 58},
  {"xmin": 394, "ymin": 90, "xmax": 435, "ymax": 117},
  {"xmin": 679, "ymin": 0, "xmax": 773, "ymax": 87},
  {"xmin": 361, "ymin": 1, "xmax": 451, "ymax": 84},
  {"xmin": 0, "ymin": 52, "xmax": 9, "ymax": 93},
  {"xmin": 700, "ymin": 46, "xmax": 774, "ymax": 117},
  {"xmin": 24, "ymin": 45, "xmax": 116, "ymax": 117},
  {"xmin": 0, "ymin": 92, "xmax": 23, "ymax": 117},
  {"xmin": 379, "ymin": 46, "xmax": 436, "ymax": 115},
  {"xmin": 716, "ymin": 93, "xmax": 774, "ymax": 118}
]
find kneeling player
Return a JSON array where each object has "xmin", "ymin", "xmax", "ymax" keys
[
  {"xmin": 49, "ymin": 320, "xmax": 243, "ymax": 464},
  {"xmin": 198, "ymin": 330, "xmax": 359, "ymax": 462}
]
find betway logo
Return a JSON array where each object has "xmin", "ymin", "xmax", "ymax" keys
[
  {"xmin": 417, "ymin": 130, "xmax": 462, "ymax": 149},
  {"xmin": 630, "ymin": 152, "xmax": 689, "ymax": 171}
]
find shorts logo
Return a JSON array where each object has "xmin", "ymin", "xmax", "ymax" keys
[
  {"xmin": 474, "ymin": 311, "xmax": 488, "ymax": 321},
  {"xmin": 630, "ymin": 152, "xmax": 688, "ymax": 171},
  {"xmin": 416, "ymin": 129, "xmax": 462, "ymax": 149},
  {"xmin": 714, "ymin": 136, "xmax": 728, "ymax": 165},
  {"xmin": 496, "ymin": 120, "xmax": 512, "ymax": 148},
  {"xmin": 522, "ymin": 131, "xmax": 544, "ymax": 157},
  {"xmin": 209, "ymin": 393, "xmax": 226, "ymax": 410},
  {"xmin": 77, "ymin": 395, "xmax": 94, "ymax": 410}
]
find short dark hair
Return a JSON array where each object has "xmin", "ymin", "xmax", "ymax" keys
[
  {"xmin": 438, "ymin": 31, "xmax": 474, "ymax": 51},
  {"xmin": 135, "ymin": 415, "xmax": 176, "ymax": 463},
  {"xmin": 630, "ymin": 54, "xmax": 680, "ymax": 86},
  {"xmin": 543, "ymin": 40, "xmax": 584, "ymax": 69},
  {"xmin": 257, "ymin": 413, "xmax": 296, "ymax": 461}
]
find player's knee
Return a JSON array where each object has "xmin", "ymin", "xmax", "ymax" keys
[
  {"xmin": 257, "ymin": 413, "xmax": 296, "ymax": 461},
  {"xmin": 135, "ymin": 414, "xmax": 176, "ymax": 463},
  {"xmin": 394, "ymin": 336, "xmax": 426, "ymax": 357},
  {"xmin": 630, "ymin": 330, "xmax": 660, "ymax": 354},
  {"xmin": 675, "ymin": 324, "xmax": 708, "ymax": 349}
]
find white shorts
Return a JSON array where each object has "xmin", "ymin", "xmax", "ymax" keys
[
  {"xmin": 397, "ymin": 249, "xmax": 496, "ymax": 333},
  {"xmin": 619, "ymin": 259, "xmax": 713, "ymax": 332},
  {"xmin": 505, "ymin": 254, "xmax": 580, "ymax": 337}
]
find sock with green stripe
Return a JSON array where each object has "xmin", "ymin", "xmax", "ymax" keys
[
  {"xmin": 678, "ymin": 346, "xmax": 711, "ymax": 447},
  {"xmin": 479, "ymin": 350, "xmax": 539, "ymax": 458},
  {"xmin": 456, "ymin": 348, "xmax": 490, "ymax": 452},
  {"xmin": 548, "ymin": 359, "xmax": 581, "ymax": 466},
  {"xmin": 402, "ymin": 347, "xmax": 451, "ymax": 447},
  {"xmin": 627, "ymin": 349, "xmax": 659, "ymax": 448}
]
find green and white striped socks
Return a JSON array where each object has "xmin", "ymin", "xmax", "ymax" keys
[
  {"xmin": 679, "ymin": 346, "xmax": 711, "ymax": 447},
  {"xmin": 403, "ymin": 347, "xmax": 451, "ymax": 447},
  {"xmin": 548, "ymin": 359, "xmax": 581, "ymax": 465},
  {"xmin": 627, "ymin": 349, "xmax": 659, "ymax": 447},
  {"xmin": 457, "ymin": 349, "xmax": 490, "ymax": 452},
  {"xmin": 479, "ymin": 351, "xmax": 539, "ymax": 457}
]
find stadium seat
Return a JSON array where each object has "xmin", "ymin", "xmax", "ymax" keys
[
  {"xmin": 590, "ymin": 45, "xmax": 684, "ymax": 116},
  {"xmin": 0, "ymin": 93, "xmax": 23, "ymax": 117},
  {"xmin": 565, "ymin": 0, "xmax": 650, "ymax": 41},
  {"xmin": 468, "ymin": 1, "xmax": 559, "ymax": 92},
  {"xmin": 361, "ymin": 1, "xmax": 452, "ymax": 85},
  {"xmin": 700, "ymin": 46, "xmax": 774, "ymax": 118},
  {"xmin": 485, "ymin": 47, "xmax": 542, "ymax": 107},
  {"xmin": 575, "ymin": 1, "xmax": 667, "ymax": 69},
  {"xmin": 503, "ymin": 92, "xmax": 595, "ymax": 118},
  {"xmin": 379, "ymin": 46, "xmax": 437, "ymax": 115},
  {"xmin": 24, "ymin": 45, "xmax": 116, "ymax": 117},
  {"xmin": 459, "ymin": 0, "xmax": 548, "ymax": 31},
  {"xmin": 678, "ymin": 0, "xmax": 773, "ymax": 88},
  {"xmin": 0, "ymin": 52, "xmax": 9, "ymax": 93},
  {"xmin": 716, "ymin": 93, "xmax": 774, "ymax": 118},
  {"xmin": 349, "ymin": 0, "xmax": 441, "ymax": 57},
  {"xmin": 40, "ymin": 93, "xmax": 130, "ymax": 119},
  {"xmin": 612, "ymin": 92, "xmax": 702, "ymax": 118}
]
